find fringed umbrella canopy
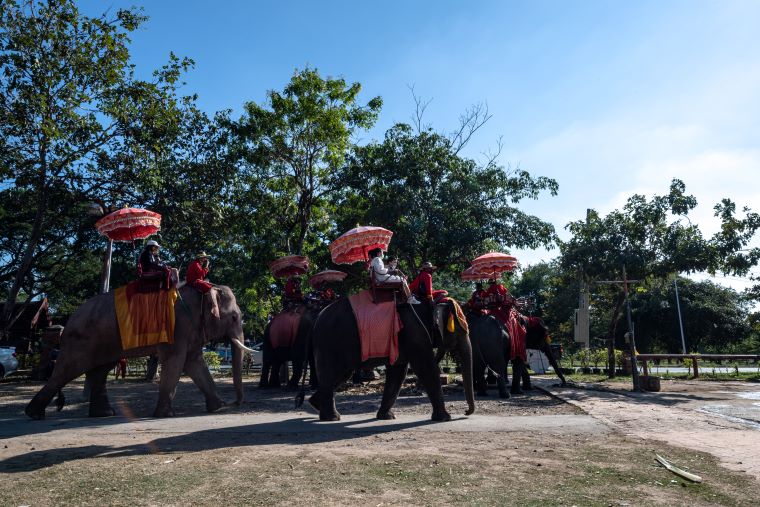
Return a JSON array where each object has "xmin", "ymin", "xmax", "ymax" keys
[
  {"xmin": 470, "ymin": 252, "xmax": 518, "ymax": 276},
  {"xmin": 308, "ymin": 270, "xmax": 348, "ymax": 288},
  {"xmin": 460, "ymin": 266, "xmax": 493, "ymax": 281},
  {"xmin": 269, "ymin": 255, "xmax": 310, "ymax": 278},
  {"xmin": 95, "ymin": 208, "xmax": 161, "ymax": 242},
  {"xmin": 329, "ymin": 226, "xmax": 393, "ymax": 265}
]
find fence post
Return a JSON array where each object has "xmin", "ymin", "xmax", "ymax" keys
[{"xmin": 692, "ymin": 355, "xmax": 699, "ymax": 378}]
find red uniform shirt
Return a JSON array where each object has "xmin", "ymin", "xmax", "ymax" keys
[
  {"xmin": 409, "ymin": 271, "xmax": 433, "ymax": 299},
  {"xmin": 284, "ymin": 278, "xmax": 301, "ymax": 298},
  {"xmin": 186, "ymin": 260, "xmax": 213, "ymax": 293}
]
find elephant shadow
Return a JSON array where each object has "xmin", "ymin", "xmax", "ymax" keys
[{"xmin": 0, "ymin": 416, "xmax": 440, "ymax": 473}]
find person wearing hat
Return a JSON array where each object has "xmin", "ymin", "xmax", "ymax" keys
[
  {"xmin": 409, "ymin": 261, "xmax": 447, "ymax": 303},
  {"xmin": 368, "ymin": 248, "xmax": 420, "ymax": 304},
  {"xmin": 186, "ymin": 251, "xmax": 213, "ymax": 293},
  {"xmin": 283, "ymin": 275, "xmax": 304, "ymax": 308},
  {"xmin": 138, "ymin": 239, "xmax": 174, "ymax": 291},
  {"xmin": 140, "ymin": 240, "xmax": 167, "ymax": 273}
]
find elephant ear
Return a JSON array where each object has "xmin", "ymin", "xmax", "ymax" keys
[{"xmin": 207, "ymin": 288, "xmax": 221, "ymax": 320}]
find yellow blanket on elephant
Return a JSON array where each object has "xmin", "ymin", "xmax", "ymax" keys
[{"xmin": 114, "ymin": 282, "xmax": 178, "ymax": 350}]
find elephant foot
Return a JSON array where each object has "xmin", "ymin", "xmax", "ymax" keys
[
  {"xmin": 523, "ymin": 384, "xmax": 533, "ymax": 391},
  {"xmin": 153, "ymin": 405, "xmax": 175, "ymax": 418},
  {"xmin": 431, "ymin": 409, "xmax": 452, "ymax": 422},
  {"xmin": 258, "ymin": 381, "xmax": 270, "ymax": 388},
  {"xmin": 376, "ymin": 409, "xmax": 396, "ymax": 420},
  {"xmin": 307, "ymin": 393, "xmax": 321, "ymax": 411},
  {"xmin": 285, "ymin": 383, "xmax": 299, "ymax": 391},
  {"xmin": 25, "ymin": 403, "xmax": 45, "ymax": 420},
  {"xmin": 308, "ymin": 382, "xmax": 319, "ymax": 391},
  {"xmin": 510, "ymin": 388, "xmax": 524, "ymax": 395},
  {"xmin": 206, "ymin": 397, "xmax": 225, "ymax": 413},
  {"xmin": 476, "ymin": 390, "xmax": 489, "ymax": 397},
  {"xmin": 89, "ymin": 404, "xmax": 116, "ymax": 417},
  {"xmin": 498, "ymin": 391, "xmax": 511, "ymax": 399},
  {"xmin": 319, "ymin": 413, "xmax": 341, "ymax": 422}
]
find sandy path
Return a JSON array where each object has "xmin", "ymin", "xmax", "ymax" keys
[{"xmin": 537, "ymin": 378, "xmax": 760, "ymax": 480}]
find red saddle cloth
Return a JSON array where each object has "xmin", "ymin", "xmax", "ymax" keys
[
  {"xmin": 269, "ymin": 308, "xmax": 304, "ymax": 349},
  {"xmin": 348, "ymin": 289, "xmax": 402, "ymax": 365},
  {"xmin": 491, "ymin": 307, "xmax": 527, "ymax": 361}
]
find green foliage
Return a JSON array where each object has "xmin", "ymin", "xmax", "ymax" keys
[
  {"xmin": 0, "ymin": 0, "xmax": 191, "ymax": 324},
  {"xmin": 203, "ymin": 351, "xmax": 221, "ymax": 370},
  {"xmin": 235, "ymin": 67, "xmax": 382, "ymax": 256},
  {"xmin": 335, "ymin": 123, "xmax": 558, "ymax": 276}
]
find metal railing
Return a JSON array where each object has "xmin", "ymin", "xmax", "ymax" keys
[{"xmin": 635, "ymin": 354, "xmax": 760, "ymax": 378}]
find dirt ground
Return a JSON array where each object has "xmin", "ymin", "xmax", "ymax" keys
[{"xmin": 1, "ymin": 374, "xmax": 760, "ymax": 506}]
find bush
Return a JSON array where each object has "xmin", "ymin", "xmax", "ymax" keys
[{"xmin": 204, "ymin": 351, "xmax": 221, "ymax": 370}]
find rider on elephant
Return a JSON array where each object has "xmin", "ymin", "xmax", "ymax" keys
[
  {"xmin": 467, "ymin": 282, "xmax": 488, "ymax": 310},
  {"xmin": 282, "ymin": 276, "xmax": 304, "ymax": 309},
  {"xmin": 409, "ymin": 261, "xmax": 447, "ymax": 303},
  {"xmin": 369, "ymin": 248, "xmax": 420, "ymax": 304},
  {"xmin": 186, "ymin": 252, "xmax": 213, "ymax": 293},
  {"xmin": 138, "ymin": 240, "xmax": 173, "ymax": 290}
]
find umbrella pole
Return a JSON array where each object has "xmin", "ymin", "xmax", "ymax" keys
[{"xmin": 100, "ymin": 239, "xmax": 113, "ymax": 294}]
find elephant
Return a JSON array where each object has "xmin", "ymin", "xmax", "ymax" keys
[
  {"xmin": 521, "ymin": 316, "xmax": 567, "ymax": 387},
  {"xmin": 25, "ymin": 285, "xmax": 251, "ymax": 420},
  {"xmin": 305, "ymin": 297, "xmax": 475, "ymax": 422},
  {"xmin": 466, "ymin": 312, "xmax": 527, "ymax": 398},
  {"xmin": 259, "ymin": 304, "xmax": 320, "ymax": 389}
]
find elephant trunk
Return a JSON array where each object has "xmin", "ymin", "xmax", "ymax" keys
[
  {"xmin": 231, "ymin": 335, "xmax": 244, "ymax": 405},
  {"xmin": 457, "ymin": 332, "xmax": 475, "ymax": 416}
]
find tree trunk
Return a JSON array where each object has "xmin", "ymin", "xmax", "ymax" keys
[
  {"xmin": 2, "ymin": 166, "xmax": 48, "ymax": 329},
  {"xmin": 606, "ymin": 291, "xmax": 626, "ymax": 378}
]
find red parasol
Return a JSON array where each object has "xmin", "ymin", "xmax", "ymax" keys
[
  {"xmin": 308, "ymin": 270, "xmax": 348, "ymax": 288},
  {"xmin": 460, "ymin": 266, "xmax": 493, "ymax": 281},
  {"xmin": 269, "ymin": 255, "xmax": 310, "ymax": 278},
  {"xmin": 329, "ymin": 226, "xmax": 393, "ymax": 265},
  {"xmin": 470, "ymin": 252, "xmax": 518, "ymax": 278},
  {"xmin": 95, "ymin": 208, "xmax": 161, "ymax": 242}
]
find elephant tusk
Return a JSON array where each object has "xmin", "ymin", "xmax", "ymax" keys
[{"xmin": 231, "ymin": 337, "xmax": 255, "ymax": 354}]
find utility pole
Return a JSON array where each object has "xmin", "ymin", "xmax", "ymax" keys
[
  {"xmin": 622, "ymin": 265, "xmax": 642, "ymax": 392},
  {"xmin": 674, "ymin": 278, "xmax": 687, "ymax": 355}
]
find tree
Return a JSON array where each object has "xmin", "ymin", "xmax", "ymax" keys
[
  {"xmin": 560, "ymin": 179, "xmax": 760, "ymax": 376},
  {"xmin": 234, "ymin": 67, "xmax": 382, "ymax": 255},
  {"xmin": 335, "ymin": 123, "xmax": 558, "ymax": 274},
  {"xmin": 629, "ymin": 277, "xmax": 751, "ymax": 354},
  {"xmin": 0, "ymin": 0, "xmax": 191, "ymax": 327}
]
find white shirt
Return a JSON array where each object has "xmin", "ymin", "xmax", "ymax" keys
[{"xmin": 371, "ymin": 256, "xmax": 391, "ymax": 281}]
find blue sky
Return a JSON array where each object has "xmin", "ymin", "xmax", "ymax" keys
[{"xmin": 83, "ymin": 0, "xmax": 760, "ymax": 288}]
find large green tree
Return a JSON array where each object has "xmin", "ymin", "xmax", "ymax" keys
[
  {"xmin": 235, "ymin": 68, "xmax": 382, "ymax": 256},
  {"xmin": 0, "ymin": 0, "xmax": 191, "ymax": 328},
  {"xmin": 335, "ymin": 123, "xmax": 558, "ymax": 274},
  {"xmin": 560, "ymin": 179, "xmax": 760, "ymax": 375}
]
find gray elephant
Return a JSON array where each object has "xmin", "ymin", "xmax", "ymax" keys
[
  {"xmin": 260, "ymin": 304, "xmax": 319, "ymax": 389},
  {"xmin": 304, "ymin": 298, "xmax": 475, "ymax": 422},
  {"xmin": 467, "ymin": 312, "xmax": 527, "ymax": 398},
  {"xmin": 522, "ymin": 316, "xmax": 567, "ymax": 387},
  {"xmin": 25, "ymin": 285, "xmax": 251, "ymax": 420}
]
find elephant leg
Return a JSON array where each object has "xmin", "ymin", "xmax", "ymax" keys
[
  {"xmin": 407, "ymin": 352, "xmax": 450, "ymax": 422},
  {"xmin": 377, "ymin": 361, "xmax": 409, "ymax": 420},
  {"xmin": 259, "ymin": 359, "xmax": 271, "ymax": 388},
  {"xmin": 288, "ymin": 358, "xmax": 303, "ymax": 390},
  {"xmin": 184, "ymin": 349, "xmax": 224, "ymax": 413},
  {"xmin": 521, "ymin": 362, "xmax": 532, "ymax": 390},
  {"xmin": 473, "ymin": 358, "xmax": 488, "ymax": 397},
  {"xmin": 88, "ymin": 362, "xmax": 117, "ymax": 417},
  {"xmin": 153, "ymin": 345, "xmax": 185, "ymax": 417},
  {"xmin": 25, "ymin": 356, "xmax": 85, "ymax": 420},
  {"xmin": 308, "ymin": 350, "xmax": 318, "ymax": 389},
  {"xmin": 269, "ymin": 359, "xmax": 282, "ymax": 387},
  {"xmin": 510, "ymin": 358, "xmax": 525, "ymax": 395},
  {"xmin": 310, "ymin": 368, "xmax": 352, "ymax": 421}
]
